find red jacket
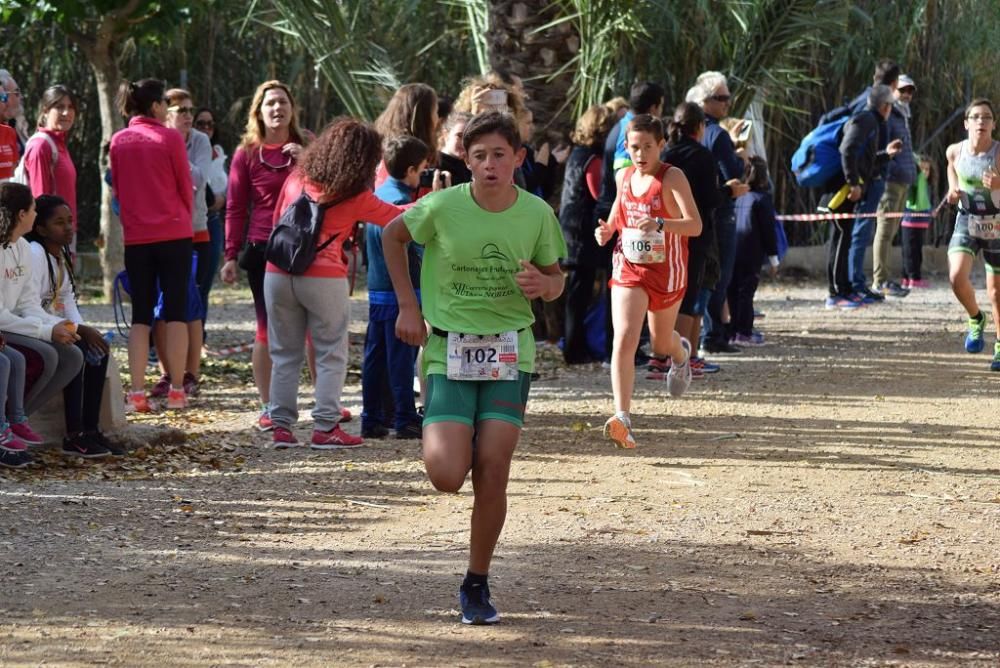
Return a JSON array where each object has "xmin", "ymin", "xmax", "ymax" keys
[
  {"xmin": 266, "ymin": 171, "xmax": 406, "ymax": 279},
  {"xmin": 110, "ymin": 116, "xmax": 193, "ymax": 246},
  {"xmin": 24, "ymin": 129, "xmax": 77, "ymax": 228}
]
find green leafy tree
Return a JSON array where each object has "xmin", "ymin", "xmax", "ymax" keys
[{"xmin": 3, "ymin": 0, "xmax": 194, "ymax": 297}]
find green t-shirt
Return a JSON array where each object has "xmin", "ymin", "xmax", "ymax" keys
[{"xmin": 404, "ymin": 183, "xmax": 567, "ymax": 374}]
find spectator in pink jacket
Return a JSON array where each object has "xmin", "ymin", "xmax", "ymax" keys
[
  {"xmin": 22, "ymin": 85, "xmax": 78, "ymax": 250},
  {"xmin": 220, "ymin": 80, "xmax": 306, "ymax": 431},
  {"xmin": 109, "ymin": 78, "xmax": 193, "ymax": 414}
]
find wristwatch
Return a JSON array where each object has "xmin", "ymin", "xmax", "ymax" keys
[{"xmin": 655, "ymin": 217, "xmax": 665, "ymax": 232}]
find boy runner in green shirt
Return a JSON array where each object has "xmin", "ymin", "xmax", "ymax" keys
[{"xmin": 382, "ymin": 111, "xmax": 567, "ymax": 625}]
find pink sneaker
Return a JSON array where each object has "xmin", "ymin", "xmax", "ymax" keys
[
  {"xmin": 272, "ymin": 426, "xmax": 299, "ymax": 449},
  {"xmin": 339, "ymin": 407, "xmax": 353, "ymax": 423},
  {"xmin": 910, "ymin": 278, "xmax": 930, "ymax": 288},
  {"xmin": 0, "ymin": 428, "xmax": 27, "ymax": 452},
  {"xmin": 310, "ymin": 425, "xmax": 363, "ymax": 450},
  {"xmin": 126, "ymin": 391, "xmax": 152, "ymax": 413},
  {"xmin": 166, "ymin": 387, "xmax": 187, "ymax": 409},
  {"xmin": 900, "ymin": 278, "xmax": 911, "ymax": 289},
  {"xmin": 257, "ymin": 408, "xmax": 274, "ymax": 432},
  {"xmin": 10, "ymin": 421, "xmax": 44, "ymax": 445},
  {"xmin": 150, "ymin": 374, "xmax": 171, "ymax": 398}
]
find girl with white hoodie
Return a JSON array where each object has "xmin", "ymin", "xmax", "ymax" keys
[{"xmin": 0, "ymin": 182, "xmax": 84, "ymax": 456}]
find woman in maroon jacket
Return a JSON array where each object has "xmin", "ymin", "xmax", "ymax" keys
[
  {"xmin": 221, "ymin": 81, "xmax": 305, "ymax": 431},
  {"xmin": 109, "ymin": 79, "xmax": 193, "ymax": 413}
]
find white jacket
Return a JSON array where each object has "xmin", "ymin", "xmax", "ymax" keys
[
  {"xmin": 0, "ymin": 237, "xmax": 64, "ymax": 340},
  {"xmin": 28, "ymin": 241, "xmax": 83, "ymax": 325}
]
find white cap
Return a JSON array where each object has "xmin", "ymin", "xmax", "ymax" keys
[{"xmin": 897, "ymin": 74, "xmax": 916, "ymax": 90}]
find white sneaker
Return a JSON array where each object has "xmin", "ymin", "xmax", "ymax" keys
[{"xmin": 666, "ymin": 338, "xmax": 693, "ymax": 398}]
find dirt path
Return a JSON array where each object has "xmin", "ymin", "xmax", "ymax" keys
[{"xmin": 1, "ymin": 281, "xmax": 998, "ymax": 667}]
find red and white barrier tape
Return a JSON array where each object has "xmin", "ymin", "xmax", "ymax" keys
[{"xmin": 775, "ymin": 210, "xmax": 932, "ymax": 222}]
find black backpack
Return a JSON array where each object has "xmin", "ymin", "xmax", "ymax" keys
[{"xmin": 265, "ymin": 190, "xmax": 344, "ymax": 274}]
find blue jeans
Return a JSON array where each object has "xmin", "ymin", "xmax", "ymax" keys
[
  {"xmin": 848, "ymin": 179, "xmax": 885, "ymax": 292},
  {"xmin": 200, "ymin": 213, "xmax": 225, "ymax": 324},
  {"xmin": 361, "ymin": 303, "xmax": 420, "ymax": 431},
  {"xmin": 704, "ymin": 208, "xmax": 737, "ymax": 345}
]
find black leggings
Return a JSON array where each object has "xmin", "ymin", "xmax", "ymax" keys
[
  {"xmin": 63, "ymin": 340, "xmax": 108, "ymax": 434},
  {"xmin": 124, "ymin": 238, "xmax": 193, "ymax": 325},
  {"xmin": 901, "ymin": 226, "xmax": 925, "ymax": 280},
  {"xmin": 827, "ymin": 219, "xmax": 855, "ymax": 297}
]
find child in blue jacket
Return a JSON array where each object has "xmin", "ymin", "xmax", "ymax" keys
[
  {"xmin": 361, "ymin": 136, "xmax": 429, "ymax": 439},
  {"xmin": 729, "ymin": 156, "xmax": 779, "ymax": 345}
]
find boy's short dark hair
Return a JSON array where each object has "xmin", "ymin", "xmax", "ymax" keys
[
  {"xmin": 874, "ymin": 58, "xmax": 900, "ymax": 86},
  {"xmin": 461, "ymin": 111, "xmax": 521, "ymax": 154},
  {"xmin": 384, "ymin": 135, "xmax": 430, "ymax": 179},
  {"xmin": 629, "ymin": 81, "xmax": 664, "ymax": 114},
  {"xmin": 626, "ymin": 113, "xmax": 664, "ymax": 142},
  {"xmin": 966, "ymin": 98, "xmax": 995, "ymax": 119}
]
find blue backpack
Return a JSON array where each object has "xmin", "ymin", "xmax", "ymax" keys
[{"xmin": 790, "ymin": 113, "xmax": 851, "ymax": 189}]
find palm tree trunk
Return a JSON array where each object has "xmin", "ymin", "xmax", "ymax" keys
[{"xmin": 486, "ymin": 0, "xmax": 578, "ymax": 136}]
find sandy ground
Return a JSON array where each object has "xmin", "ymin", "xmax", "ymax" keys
[{"xmin": 1, "ymin": 278, "xmax": 998, "ymax": 667}]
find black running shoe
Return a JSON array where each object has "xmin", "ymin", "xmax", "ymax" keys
[
  {"xmin": 0, "ymin": 449, "xmax": 31, "ymax": 468},
  {"xmin": 394, "ymin": 423, "xmax": 423, "ymax": 440},
  {"xmin": 360, "ymin": 424, "xmax": 390, "ymax": 439},
  {"xmin": 702, "ymin": 340, "xmax": 742, "ymax": 354},
  {"xmin": 62, "ymin": 433, "xmax": 111, "ymax": 459},
  {"xmin": 86, "ymin": 431, "xmax": 127, "ymax": 457}
]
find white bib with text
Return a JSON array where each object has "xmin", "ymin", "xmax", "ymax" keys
[
  {"xmin": 969, "ymin": 214, "xmax": 1000, "ymax": 240},
  {"xmin": 446, "ymin": 331, "xmax": 519, "ymax": 381},
  {"xmin": 621, "ymin": 227, "xmax": 666, "ymax": 264}
]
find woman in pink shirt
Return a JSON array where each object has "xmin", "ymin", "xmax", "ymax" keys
[
  {"xmin": 22, "ymin": 86, "xmax": 78, "ymax": 250},
  {"xmin": 221, "ymin": 80, "xmax": 305, "ymax": 430},
  {"xmin": 109, "ymin": 78, "xmax": 193, "ymax": 413},
  {"xmin": 266, "ymin": 118, "xmax": 433, "ymax": 448}
]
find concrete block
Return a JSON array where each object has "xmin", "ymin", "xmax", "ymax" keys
[
  {"xmin": 781, "ymin": 244, "xmax": 952, "ymax": 278},
  {"xmin": 31, "ymin": 353, "xmax": 126, "ymax": 442}
]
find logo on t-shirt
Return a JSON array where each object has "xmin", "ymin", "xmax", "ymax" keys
[{"xmin": 477, "ymin": 243, "xmax": 510, "ymax": 262}]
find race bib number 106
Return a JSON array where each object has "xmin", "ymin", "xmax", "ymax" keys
[{"xmin": 621, "ymin": 227, "xmax": 666, "ymax": 264}]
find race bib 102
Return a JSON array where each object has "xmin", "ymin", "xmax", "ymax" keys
[{"xmin": 446, "ymin": 331, "xmax": 519, "ymax": 381}]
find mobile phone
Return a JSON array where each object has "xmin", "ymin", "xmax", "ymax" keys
[
  {"xmin": 419, "ymin": 168, "xmax": 435, "ymax": 189},
  {"xmin": 736, "ymin": 120, "xmax": 752, "ymax": 143},
  {"xmin": 483, "ymin": 89, "xmax": 508, "ymax": 107}
]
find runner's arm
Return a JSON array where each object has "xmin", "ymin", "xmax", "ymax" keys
[
  {"xmin": 515, "ymin": 260, "xmax": 564, "ymax": 302},
  {"xmin": 660, "ymin": 167, "xmax": 702, "ymax": 237},
  {"xmin": 382, "ymin": 215, "xmax": 426, "ymax": 346},
  {"xmin": 945, "ymin": 143, "xmax": 961, "ymax": 204}
]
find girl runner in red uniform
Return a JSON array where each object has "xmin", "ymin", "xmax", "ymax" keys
[{"xmin": 595, "ymin": 114, "xmax": 702, "ymax": 449}]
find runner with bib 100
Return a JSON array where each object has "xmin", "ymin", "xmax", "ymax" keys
[
  {"xmin": 945, "ymin": 98, "xmax": 1000, "ymax": 370},
  {"xmin": 595, "ymin": 114, "xmax": 702, "ymax": 450}
]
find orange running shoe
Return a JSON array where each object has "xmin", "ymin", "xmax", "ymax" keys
[{"xmin": 603, "ymin": 414, "xmax": 636, "ymax": 449}]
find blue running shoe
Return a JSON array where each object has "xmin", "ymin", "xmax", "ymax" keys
[
  {"xmin": 460, "ymin": 583, "xmax": 499, "ymax": 625},
  {"xmin": 966, "ymin": 313, "xmax": 986, "ymax": 353},
  {"xmin": 992, "ymin": 343, "xmax": 1000, "ymax": 371}
]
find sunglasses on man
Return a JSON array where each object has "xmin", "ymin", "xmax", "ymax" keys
[{"xmin": 709, "ymin": 94, "xmax": 732, "ymax": 103}]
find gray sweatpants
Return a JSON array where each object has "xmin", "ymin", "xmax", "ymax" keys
[
  {"xmin": 264, "ymin": 273, "xmax": 349, "ymax": 431},
  {"xmin": 4, "ymin": 332, "xmax": 84, "ymax": 417}
]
